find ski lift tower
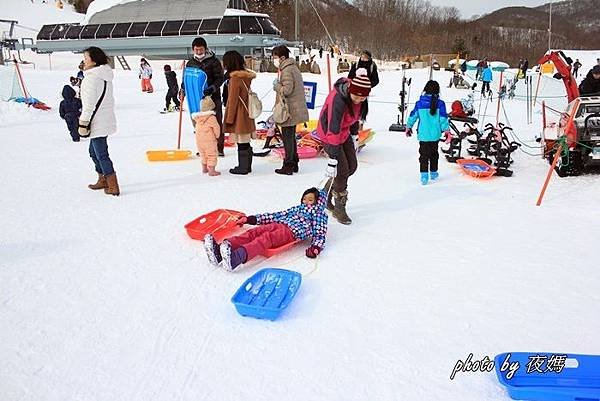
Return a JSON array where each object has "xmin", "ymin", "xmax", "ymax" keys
[{"xmin": 0, "ymin": 19, "xmax": 19, "ymax": 65}]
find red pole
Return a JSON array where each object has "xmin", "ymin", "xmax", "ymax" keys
[
  {"xmin": 536, "ymin": 144, "xmax": 562, "ymax": 206},
  {"xmin": 495, "ymin": 70, "xmax": 503, "ymax": 128},
  {"xmin": 177, "ymin": 61, "xmax": 186, "ymax": 149},
  {"xmin": 326, "ymin": 54, "xmax": 332, "ymax": 92}
]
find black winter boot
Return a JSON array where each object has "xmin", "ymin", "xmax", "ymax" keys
[
  {"xmin": 275, "ymin": 162, "xmax": 295, "ymax": 175},
  {"xmin": 229, "ymin": 144, "xmax": 252, "ymax": 175},
  {"xmin": 332, "ymin": 190, "xmax": 352, "ymax": 225},
  {"xmin": 248, "ymin": 145, "xmax": 253, "ymax": 173}
]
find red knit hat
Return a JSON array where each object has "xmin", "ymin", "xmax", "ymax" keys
[{"xmin": 349, "ymin": 68, "xmax": 372, "ymax": 96}]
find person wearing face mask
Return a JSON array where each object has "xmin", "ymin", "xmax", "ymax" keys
[
  {"xmin": 272, "ymin": 45, "xmax": 310, "ymax": 175},
  {"xmin": 180, "ymin": 37, "xmax": 225, "ymax": 156},
  {"xmin": 317, "ymin": 70, "xmax": 371, "ymax": 225},
  {"xmin": 348, "ymin": 50, "xmax": 379, "ymax": 88}
]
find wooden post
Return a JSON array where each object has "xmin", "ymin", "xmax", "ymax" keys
[{"xmin": 536, "ymin": 144, "xmax": 562, "ymax": 206}]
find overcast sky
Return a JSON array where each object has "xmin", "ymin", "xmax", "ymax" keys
[{"xmin": 424, "ymin": 0, "xmax": 550, "ymax": 19}]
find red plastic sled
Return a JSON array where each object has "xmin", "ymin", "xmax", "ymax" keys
[
  {"xmin": 456, "ymin": 159, "xmax": 496, "ymax": 178},
  {"xmin": 185, "ymin": 209, "xmax": 244, "ymax": 242},
  {"xmin": 185, "ymin": 210, "xmax": 302, "ymax": 257}
]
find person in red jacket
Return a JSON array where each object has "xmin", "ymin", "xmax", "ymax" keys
[{"xmin": 316, "ymin": 69, "xmax": 371, "ymax": 225}]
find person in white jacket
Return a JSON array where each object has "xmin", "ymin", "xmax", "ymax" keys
[
  {"xmin": 139, "ymin": 58, "xmax": 153, "ymax": 93},
  {"xmin": 78, "ymin": 46, "xmax": 120, "ymax": 196}
]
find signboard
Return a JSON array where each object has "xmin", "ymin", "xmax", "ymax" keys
[{"xmin": 304, "ymin": 81, "xmax": 317, "ymax": 109}]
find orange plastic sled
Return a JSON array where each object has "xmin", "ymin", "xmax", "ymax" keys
[
  {"xmin": 146, "ymin": 150, "xmax": 192, "ymax": 161},
  {"xmin": 185, "ymin": 209, "xmax": 244, "ymax": 242},
  {"xmin": 456, "ymin": 159, "xmax": 496, "ymax": 178}
]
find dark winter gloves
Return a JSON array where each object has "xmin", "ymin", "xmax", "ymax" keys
[
  {"xmin": 236, "ymin": 215, "xmax": 257, "ymax": 226},
  {"xmin": 78, "ymin": 120, "xmax": 90, "ymax": 138},
  {"xmin": 203, "ymin": 85, "xmax": 215, "ymax": 97},
  {"xmin": 325, "ymin": 158, "xmax": 338, "ymax": 178},
  {"xmin": 305, "ymin": 245, "xmax": 321, "ymax": 258},
  {"xmin": 405, "ymin": 128, "xmax": 413, "ymax": 137}
]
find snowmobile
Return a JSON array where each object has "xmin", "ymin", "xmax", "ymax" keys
[{"xmin": 539, "ymin": 51, "xmax": 600, "ymax": 176}]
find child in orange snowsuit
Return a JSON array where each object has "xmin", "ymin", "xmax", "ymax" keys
[{"xmin": 194, "ymin": 96, "xmax": 221, "ymax": 176}]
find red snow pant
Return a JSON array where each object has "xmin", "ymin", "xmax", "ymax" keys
[
  {"xmin": 141, "ymin": 78, "xmax": 153, "ymax": 93},
  {"xmin": 227, "ymin": 223, "xmax": 296, "ymax": 261}
]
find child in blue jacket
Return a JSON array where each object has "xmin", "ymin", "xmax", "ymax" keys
[
  {"xmin": 406, "ymin": 80, "xmax": 450, "ymax": 185},
  {"xmin": 59, "ymin": 85, "xmax": 82, "ymax": 142},
  {"xmin": 204, "ymin": 187, "xmax": 328, "ymax": 271},
  {"xmin": 481, "ymin": 66, "xmax": 493, "ymax": 96}
]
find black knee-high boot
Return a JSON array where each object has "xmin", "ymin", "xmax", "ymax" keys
[{"xmin": 230, "ymin": 143, "xmax": 252, "ymax": 175}]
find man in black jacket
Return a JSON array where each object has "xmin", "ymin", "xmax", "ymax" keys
[
  {"xmin": 181, "ymin": 37, "xmax": 225, "ymax": 156},
  {"xmin": 348, "ymin": 50, "xmax": 379, "ymax": 88},
  {"xmin": 163, "ymin": 64, "xmax": 180, "ymax": 112},
  {"xmin": 579, "ymin": 65, "xmax": 600, "ymax": 96}
]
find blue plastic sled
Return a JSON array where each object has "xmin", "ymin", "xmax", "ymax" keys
[
  {"xmin": 183, "ymin": 67, "xmax": 207, "ymax": 115},
  {"xmin": 495, "ymin": 352, "xmax": 600, "ymax": 401},
  {"xmin": 231, "ymin": 268, "xmax": 302, "ymax": 321}
]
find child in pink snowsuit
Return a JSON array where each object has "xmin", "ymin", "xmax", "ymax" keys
[
  {"xmin": 203, "ymin": 187, "xmax": 328, "ymax": 271},
  {"xmin": 194, "ymin": 96, "xmax": 221, "ymax": 176}
]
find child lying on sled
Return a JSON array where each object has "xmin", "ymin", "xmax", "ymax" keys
[{"xmin": 204, "ymin": 187, "xmax": 328, "ymax": 271}]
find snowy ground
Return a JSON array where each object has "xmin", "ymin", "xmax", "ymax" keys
[{"xmin": 2, "ymin": 8, "xmax": 600, "ymax": 398}]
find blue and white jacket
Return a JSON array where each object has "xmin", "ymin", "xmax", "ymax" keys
[
  {"xmin": 407, "ymin": 94, "xmax": 450, "ymax": 142},
  {"xmin": 255, "ymin": 189, "xmax": 328, "ymax": 249}
]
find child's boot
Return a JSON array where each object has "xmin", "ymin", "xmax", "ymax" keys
[
  {"xmin": 220, "ymin": 240, "xmax": 247, "ymax": 271},
  {"xmin": 207, "ymin": 165, "xmax": 221, "ymax": 176},
  {"xmin": 420, "ymin": 172, "xmax": 429, "ymax": 185},
  {"xmin": 203, "ymin": 234, "xmax": 222, "ymax": 265},
  {"xmin": 430, "ymin": 171, "xmax": 439, "ymax": 181},
  {"xmin": 202, "ymin": 164, "xmax": 208, "ymax": 173}
]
